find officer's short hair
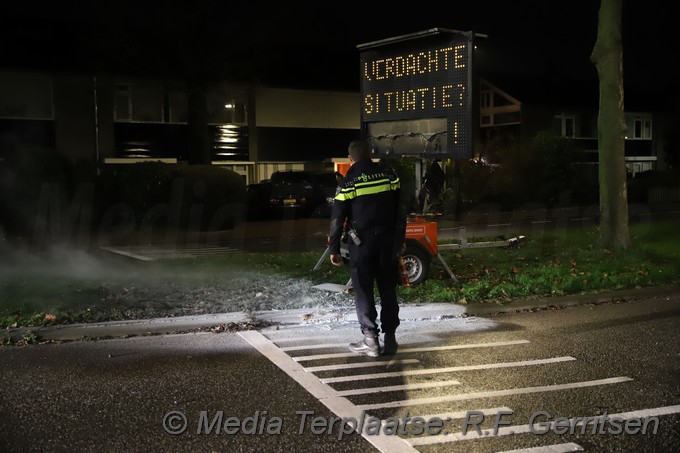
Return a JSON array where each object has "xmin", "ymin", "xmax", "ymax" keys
[{"xmin": 348, "ymin": 139, "xmax": 371, "ymax": 162}]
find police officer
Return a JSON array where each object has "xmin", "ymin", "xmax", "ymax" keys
[{"xmin": 329, "ymin": 139, "xmax": 406, "ymax": 356}]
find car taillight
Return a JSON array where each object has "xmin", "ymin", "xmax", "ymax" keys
[{"xmin": 300, "ymin": 197, "xmax": 307, "ymax": 204}]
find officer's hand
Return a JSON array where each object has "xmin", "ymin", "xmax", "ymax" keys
[{"xmin": 330, "ymin": 254, "xmax": 343, "ymax": 267}]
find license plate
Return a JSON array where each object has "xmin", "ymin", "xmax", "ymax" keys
[{"xmin": 283, "ymin": 198, "xmax": 296, "ymax": 205}]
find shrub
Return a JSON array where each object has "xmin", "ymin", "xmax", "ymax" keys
[
  {"xmin": 460, "ymin": 132, "xmax": 578, "ymax": 210},
  {"xmin": 458, "ymin": 159, "xmax": 496, "ymax": 208}
]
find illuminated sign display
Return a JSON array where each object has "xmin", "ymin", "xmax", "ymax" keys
[{"xmin": 359, "ymin": 31, "xmax": 473, "ymax": 158}]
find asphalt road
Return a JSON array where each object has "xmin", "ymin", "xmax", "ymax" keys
[{"xmin": 1, "ymin": 290, "xmax": 678, "ymax": 452}]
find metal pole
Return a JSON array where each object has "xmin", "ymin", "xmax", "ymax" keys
[
  {"xmin": 93, "ymin": 75, "xmax": 100, "ymax": 175},
  {"xmin": 313, "ymin": 246, "xmax": 330, "ymax": 271}
]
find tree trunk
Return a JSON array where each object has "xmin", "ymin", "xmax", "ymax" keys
[
  {"xmin": 186, "ymin": 81, "xmax": 211, "ymax": 165},
  {"xmin": 590, "ymin": 0, "xmax": 631, "ymax": 250}
]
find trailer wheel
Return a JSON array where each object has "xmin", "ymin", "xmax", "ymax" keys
[{"xmin": 402, "ymin": 245, "xmax": 430, "ymax": 286}]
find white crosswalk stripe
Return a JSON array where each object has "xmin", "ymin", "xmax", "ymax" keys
[
  {"xmin": 490, "ymin": 442, "xmax": 584, "ymax": 452},
  {"xmin": 240, "ymin": 329, "xmax": 677, "ymax": 452},
  {"xmin": 304, "ymin": 359, "xmax": 420, "ymax": 372},
  {"xmin": 292, "ymin": 339, "xmax": 530, "ymax": 362},
  {"xmin": 356, "ymin": 377, "xmax": 633, "ymax": 411},
  {"xmin": 319, "ymin": 357, "xmax": 576, "ymax": 384},
  {"xmin": 407, "ymin": 405, "xmax": 680, "ymax": 447}
]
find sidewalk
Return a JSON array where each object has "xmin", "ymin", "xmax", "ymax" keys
[{"xmin": 11, "ymin": 285, "xmax": 679, "ymax": 343}]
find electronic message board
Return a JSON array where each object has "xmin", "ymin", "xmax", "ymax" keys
[{"xmin": 358, "ymin": 29, "xmax": 474, "ymax": 159}]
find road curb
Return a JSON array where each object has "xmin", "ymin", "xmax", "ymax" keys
[
  {"xmin": 6, "ymin": 285, "xmax": 678, "ymax": 343},
  {"xmin": 10, "ymin": 312, "xmax": 251, "ymax": 342},
  {"xmin": 462, "ymin": 285, "xmax": 680, "ymax": 316}
]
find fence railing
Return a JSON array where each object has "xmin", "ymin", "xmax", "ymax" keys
[{"xmin": 648, "ymin": 186, "xmax": 680, "ymax": 203}]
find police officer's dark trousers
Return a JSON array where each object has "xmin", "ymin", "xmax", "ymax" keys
[{"xmin": 349, "ymin": 229, "xmax": 400, "ymax": 336}]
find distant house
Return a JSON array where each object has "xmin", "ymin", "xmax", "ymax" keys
[{"xmin": 477, "ymin": 74, "xmax": 673, "ymax": 176}]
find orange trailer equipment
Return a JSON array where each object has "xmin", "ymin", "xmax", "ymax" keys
[{"xmin": 313, "ymin": 215, "xmax": 524, "ymax": 291}]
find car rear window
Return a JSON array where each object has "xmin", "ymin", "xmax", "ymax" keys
[{"xmin": 271, "ymin": 172, "xmax": 313, "ymax": 184}]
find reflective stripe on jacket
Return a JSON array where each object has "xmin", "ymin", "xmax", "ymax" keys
[
  {"xmin": 334, "ymin": 174, "xmax": 400, "ymax": 201},
  {"xmin": 329, "ymin": 159, "xmax": 403, "ymax": 255}
]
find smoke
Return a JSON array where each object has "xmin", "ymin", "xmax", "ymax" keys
[{"xmin": 0, "ymin": 239, "xmax": 353, "ymax": 322}]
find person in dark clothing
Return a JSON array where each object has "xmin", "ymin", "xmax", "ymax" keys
[{"xmin": 329, "ymin": 139, "xmax": 406, "ymax": 357}]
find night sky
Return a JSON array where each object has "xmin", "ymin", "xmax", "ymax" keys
[{"xmin": 2, "ymin": 1, "xmax": 676, "ymax": 99}]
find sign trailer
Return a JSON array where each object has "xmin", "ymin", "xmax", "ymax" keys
[{"xmin": 358, "ymin": 28, "xmax": 480, "ymax": 160}]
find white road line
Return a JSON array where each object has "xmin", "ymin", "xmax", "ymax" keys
[
  {"xmin": 99, "ymin": 246, "xmax": 154, "ymax": 261},
  {"xmin": 293, "ymin": 340, "xmax": 530, "ymax": 362},
  {"xmin": 305, "ymin": 359, "xmax": 420, "ymax": 373},
  {"xmin": 238, "ymin": 331, "xmax": 419, "ymax": 453},
  {"xmin": 281, "ymin": 343, "xmax": 348, "ymax": 351},
  {"xmin": 358, "ymin": 376, "xmax": 634, "ymax": 411},
  {"xmin": 414, "ymin": 407, "xmax": 513, "ymax": 423},
  {"xmin": 496, "ymin": 442, "xmax": 583, "ymax": 453},
  {"xmin": 530, "ymin": 220, "xmax": 551, "ymax": 224},
  {"xmin": 407, "ymin": 404, "xmax": 680, "ymax": 446},
  {"xmin": 612, "ymin": 405, "xmax": 680, "ymax": 419},
  {"xmin": 335, "ymin": 380, "xmax": 461, "ymax": 397},
  {"xmin": 320, "ymin": 357, "xmax": 576, "ymax": 384}
]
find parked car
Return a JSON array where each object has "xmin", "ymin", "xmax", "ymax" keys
[
  {"xmin": 269, "ymin": 170, "xmax": 338, "ymax": 218},
  {"xmin": 246, "ymin": 180, "xmax": 273, "ymax": 220}
]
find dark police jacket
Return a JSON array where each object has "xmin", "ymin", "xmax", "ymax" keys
[{"xmin": 329, "ymin": 158, "xmax": 406, "ymax": 256}]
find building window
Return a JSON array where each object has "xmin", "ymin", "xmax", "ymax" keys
[
  {"xmin": 207, "ymin": 88, "xmax": 248, "ymax": 125},
  {"xmin": 555, "ymin": 113, "xmax": 576, "ymax": 137},
  {"xmin": 168, "ymin": 91, "xmax": 187, "ymax": 123},
  {"xmin": 480, "ymin": 90, "xmax": 491, "ymax": 109},
  {"xmin": 132, "ymin": 85, "xmax": 163, "ymax": 122},
  {"xmin": 633, "ymin": 117, "xmax": 652, "ymax": 139},
  {"xmin": 564, "ymin": 117, "xmax": 575, "ymax": 137},
  {"xmin": 114, "ymin": 83, "xmax": 164, "ymax": 123},
  {"xmin": 114, "ymin": 85, "xmax": 132, "ymax": 121},
  {"xmin": 115, "ymin": 82, "xmax": 247, "ymax": 126},
  {"xmin": 0, "ymin": 73, "xmax": 53, "ymax": 119}
]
